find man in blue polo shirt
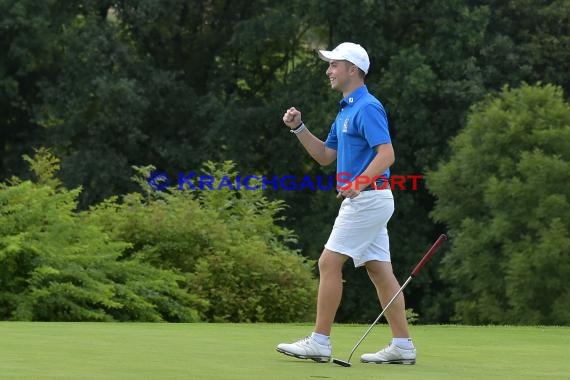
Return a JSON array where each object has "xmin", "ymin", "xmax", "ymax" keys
[{"xmin": 276, "ymin": 42, "xmax": 417, "ymax": 365}]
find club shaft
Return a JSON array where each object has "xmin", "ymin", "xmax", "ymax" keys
[
  {"xmin": 334, "ymin": 234, "xmax": 447, "ymax": 366},
  {"xmin": 346, "ymin": 275, "xmax": 413, "ymax": 362}
]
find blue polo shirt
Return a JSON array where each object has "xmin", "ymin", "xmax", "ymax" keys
[{"xmin": 325, "ymin": 85, "xmax": 391, "ymax": 183}]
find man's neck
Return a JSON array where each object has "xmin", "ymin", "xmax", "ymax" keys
[{"xmin": 342, "ymin": 80, "xmax": 365, "ymax": 98}]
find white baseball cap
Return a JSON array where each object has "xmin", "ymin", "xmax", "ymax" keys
[{"xmin": 318, "ymin": 42, "xmax": 370, "ymax": 74}]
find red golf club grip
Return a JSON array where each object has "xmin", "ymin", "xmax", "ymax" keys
[{"xmin": 411, "ymin": 234, "xmax": 448, "ymax": 277}]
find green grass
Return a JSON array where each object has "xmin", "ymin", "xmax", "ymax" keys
[{"xmin": 0, "ymin": 323, "xmax": 568, "ymax": 379}]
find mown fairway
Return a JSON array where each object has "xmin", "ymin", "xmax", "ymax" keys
[{"xmin": 0, "ymin": 323, "xmax": 568, "ymax": 379}]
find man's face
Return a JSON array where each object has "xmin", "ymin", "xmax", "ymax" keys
[{"xmin": 326, "ymin": 60, "xmax": 354, "ymax": 92}]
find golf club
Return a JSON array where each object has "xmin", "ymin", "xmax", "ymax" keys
[{"xmin": 332, "ymin": 233, "xmax": 448, "ymax": 367}]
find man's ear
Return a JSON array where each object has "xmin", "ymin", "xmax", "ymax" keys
[{"xmin": 350, "ymin": 63, "xmax": 359, "ymax": 76}]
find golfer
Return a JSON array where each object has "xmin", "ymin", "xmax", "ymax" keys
[{"xmin": 276, "ymin": 42, "xmax": 416, "ymax": 365}]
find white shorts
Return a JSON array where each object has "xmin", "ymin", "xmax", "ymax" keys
[{"xmin": 324, "ymin": 190, "xmax": 394, "ymax": 267}]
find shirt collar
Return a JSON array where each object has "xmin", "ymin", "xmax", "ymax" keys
[{"xmin": 339, "ymin": 85, "xmax": 368, "ymax": 108}]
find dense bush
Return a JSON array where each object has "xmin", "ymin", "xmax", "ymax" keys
[
  {"xmin": 1, "ymin": 152, "xmax": 316, "ymax": 322},
  {"xmin": 0, "ymin": 150, "xmax": 202, "ymax": 321},
  {"xmin": 87, "ymin": 161, "xmax": 317, "ymax": 322}
]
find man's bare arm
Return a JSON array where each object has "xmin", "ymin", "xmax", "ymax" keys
[{"xmin": 283, "ymin": 107, "xmax": 337, "ymax": 166}]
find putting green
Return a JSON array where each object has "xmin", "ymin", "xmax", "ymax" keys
[{"xmin": 0, "ymin": 323, "xmax": 567, "ymax": 379}]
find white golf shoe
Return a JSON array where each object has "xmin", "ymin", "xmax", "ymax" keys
[
  {"xmin": 276, "ymin": 336, "xmax": 332, "ymax": 363},
  {"xmin": 360, "ymin": 344, "xmax": 416, "ymax": 364}
]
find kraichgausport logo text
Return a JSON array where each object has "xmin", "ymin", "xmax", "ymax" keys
[{"xmin": 147, "ymin": 172, "xmax": 422, "ymax": 192}]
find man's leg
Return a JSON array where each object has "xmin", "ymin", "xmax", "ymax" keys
[
  {"xmin": 275, "ymin": 248, "xmax": 347, "ymax": 362},
  {"xmin": 360, "ymin": 259, "xmax": 416, "ymax": 364},
  {"xmin": 315, "ymin": 248, "xmax": 348, "ymax": 335},
  {"xmin": 365, "ymin": 260, "xmax": 409, "ymax": 337}
]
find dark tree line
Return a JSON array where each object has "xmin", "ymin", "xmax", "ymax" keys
[{"xmin": 1, "ymin": 0, "xmax": 568, "ymax": 323}]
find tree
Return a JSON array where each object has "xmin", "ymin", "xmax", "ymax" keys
[
  {"xmin": 0, "ymin": 0, "xmax": 84, "ymax": 181},
  {"xmin": 427, "ymin": 84, "xmax": 570, "ymax": 324}
]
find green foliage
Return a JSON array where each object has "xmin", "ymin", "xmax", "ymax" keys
[
  {"xmin": 22, "ymin": 147, "xmax": 62, "ymax": 188},
  {"xmin": 35, "ymin": 12, "xmax": 154, "ymax": 207},
  {"xmin": 0, "ymin": 150, "xmax": 202, "ymax": 321},
  {"xmin": 0, "ymin": 150, "xmax": 315, "ymax": 322},
  {"xmin": 86, "ymin": 161, "xmax": 317, "ymax": 322},
  {"xmin": 427, "ymin": 84, "xmax": 570, "ymax": 324},
  {"xmin": 406, "ymin": 308, "xmax": 419, "ymax": 325}
]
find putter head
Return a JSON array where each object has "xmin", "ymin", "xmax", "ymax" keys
[{"xmin": 332, "ymin": 358, "xmax": 352, "ymax": 367}]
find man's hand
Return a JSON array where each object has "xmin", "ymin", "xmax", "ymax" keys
[
  {"xmin": 283, "ymin": 107, "xmax": 302, "ymax": 129},
  {"xmin": 338, "ymin": 186, "xmax": 361, "ymax": 199}
]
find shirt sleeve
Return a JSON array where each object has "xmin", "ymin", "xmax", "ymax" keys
[
  {"xmin": 324, "ymin": 122, "xmax": 338, "ymax": 150},
  {"xmin": 357, "ymin": 103, "xmax": 391, "ymax": 148}
]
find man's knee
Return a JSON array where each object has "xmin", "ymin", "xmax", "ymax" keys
[
  {"xmin": 365, "ymin": 259, "xmax": 392, "ymax": 272},
  {"xmin": 318, "ymin": 249, "xmax": 347, "ymax": 273},
  {"xmin": 365, "ymin": 260, "xmax": 395, "ymax": 283}
]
